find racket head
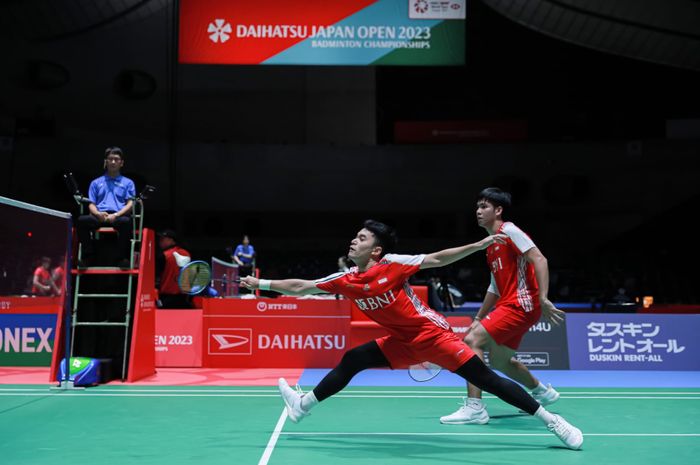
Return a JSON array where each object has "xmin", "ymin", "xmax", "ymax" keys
[
  {"xmin": 178, "ymin": 260, "xmax": 212, "ymax": 295},
  {"xmin": 408, "ymin": 361, "xmax": 443, "ymax": 382}
]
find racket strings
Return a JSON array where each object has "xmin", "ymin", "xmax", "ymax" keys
[
  {"xmin": 180, "ymin": 262, "xmax": 212, "ymax": 294},
  {"xmin": 408, "ymin": 361, "xmax": 443, "ymax": 382}
]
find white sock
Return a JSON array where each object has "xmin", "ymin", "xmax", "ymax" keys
[
  {"xmin": 467, "ymin": 397, "xmax": 484, "ymax": 408},
  {"xmin": 532, "ymin": 382, "xmax": 547, "ymax": 394},
  {"xmin": 534, "ymin": 406, "xmax": 556, "ymax": 425},
  {"xmin": 300, "ymin": 391, "xmax": 319, "ymax": 412}
]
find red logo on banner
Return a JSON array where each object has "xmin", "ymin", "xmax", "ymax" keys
[
  {"xmin": 208, "ymin": 328, "xmax": 253, "ymax": 355},
  {"xmin": 179, "ymin": 0, "xmax": 378, "ymax": 64}
]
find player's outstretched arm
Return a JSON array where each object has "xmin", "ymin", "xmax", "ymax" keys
[
  {"xmin": 420, "ymin": 234, "xmax": 507, "ymax": 269},
  {"xmin": 239, "ymin": 276, "xmax": 326, "ymax": 296}
]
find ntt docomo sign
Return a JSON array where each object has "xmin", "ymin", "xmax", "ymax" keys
[
  {"xmin": 256, "ymin": 301, "xmax": 297, "ymax": 312},
  {"xmin": 203, "ymin": 298, "xmax": 351, "ymax": 368}
]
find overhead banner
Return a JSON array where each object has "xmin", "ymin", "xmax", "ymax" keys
[
  {"xmin": 566, "ymin": 313, "xmax": 700, "ymax": 371},
  {"xmin": 179, "ymin": 0, "xmax": 466, "ymax": 65}
]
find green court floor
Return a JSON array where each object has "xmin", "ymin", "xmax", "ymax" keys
[{"xmin": 1, "ymin": 385, "xmax": 698, "ymax": 465}]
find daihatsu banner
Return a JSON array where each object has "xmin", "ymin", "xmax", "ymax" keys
[{"xmin": 179, "ymin": 0, "xmax": 466, "ymax": 65}]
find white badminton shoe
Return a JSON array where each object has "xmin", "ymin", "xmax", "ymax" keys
[
  {"xmin": 533, "ymin": 384, "xmax": 560, "ymax": 406},
  {"xmin": 439, "ymin": 398, "xmax": 489, "ymax": 425},
  {"xmin": 547, "ymin": 414, "xmax": 584, "ymax": 450},
  {"xmin": 278, "ymin": 378, "xmax": 310, "ymax": 424}
]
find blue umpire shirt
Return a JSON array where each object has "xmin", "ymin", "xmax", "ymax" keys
[
  {"xmin": 88, "ymin": 174, "xmax": 136, "ymax": 213},
  {"xmin": 234, "ymin": 244, "xmax": 255, "ymax": 265}
]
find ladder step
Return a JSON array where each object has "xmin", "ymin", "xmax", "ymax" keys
[
  {"xmin": 77, "ymin": 293, "xmax": 130, "ymax": 298},
  {"xmin": 73, "ymin": 322, "xmax": 128, "ymax": 327}
]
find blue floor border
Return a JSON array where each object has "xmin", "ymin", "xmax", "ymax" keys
[{"xmin": 298, "ymin": 368, "xmax": 700, "ymax": 388}]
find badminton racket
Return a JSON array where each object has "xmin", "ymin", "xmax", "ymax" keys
[
  {"xmin": 408, "ymin": 361, "xmax": 443, "ymax": 382},
  {"xmin": 178, "ymin": 260, "xmax": 212, "ymax": 295}
]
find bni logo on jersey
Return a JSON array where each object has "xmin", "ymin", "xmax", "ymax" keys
[
  {"xmin": 409, "ymin": 0, "xmax": 466, "ymax": 19},
  {"xmin": 208, "ymin": 328, "xmax": 252, "ymax": 355}
]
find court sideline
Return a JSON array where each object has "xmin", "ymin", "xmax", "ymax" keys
[{"xmin": 0, "ymin": 368, "xmax": 698, "ymax": 465}]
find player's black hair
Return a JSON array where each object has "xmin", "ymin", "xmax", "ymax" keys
[
  {"xmin": 363, "ymin": 219, "xmax": 397, "ymax": 257},
  {"xmin": 477, "ymin": 187, "xmax": 512, "ymax": 214},
  {"xmin": 104, "ymin": 146, "xmax": 124, "ymax": 159}
]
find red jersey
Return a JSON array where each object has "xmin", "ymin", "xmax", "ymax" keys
[
  {"xmin": 315, "ymin": 254, "xmax": 450, "ymax": 342},
  {"xmin": 51, "ymin": 265, "xmax": 66, "ymax": 295},
  {"xmin": 52, "ymin": 266, "xmax": 65, "ymax": 295},
  {"xmin": 160, "ymin": 246, "xmax": 191, "ymax": 294},
  {"xmin": 32, "ymin": 267, "xmax": 51, "ymax": 295},
  {"xmin": 486, "ymin": 222, "xmax": 539, "ymax": 312}
]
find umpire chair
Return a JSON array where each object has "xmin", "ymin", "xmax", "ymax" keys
[{"xmin": 63, "ymin": 172, "xmax": 155, "ymax": 381}]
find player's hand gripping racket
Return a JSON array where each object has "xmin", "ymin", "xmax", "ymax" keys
[
  {"xmin": 408, "ymin": 361, "xmax": 443, "ymax": 382},
  {"xmin": 178, "ymin": 260, "xmax": 213, "ymax": 295}
]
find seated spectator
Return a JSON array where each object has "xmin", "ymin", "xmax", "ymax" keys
[
  {"xmin": 232, "ymin": 234, "xmax": 256, "ymax": 278},
  {"xmin": 612, "ymin": 287, "xmax": 632, "ymax": 304}
]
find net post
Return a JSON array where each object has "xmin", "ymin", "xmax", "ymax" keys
[
  {"xmin": 210, "ymin": 257, "xmax": 240, "ymax": 297},
  {"xmin": 52, "ymin": 216, "xmax": 84, "ymax": 390}
]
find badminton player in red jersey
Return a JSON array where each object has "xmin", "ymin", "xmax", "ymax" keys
[
  {"xmin": 440, "ymin": 188, "xmax": 566, "ymax": 426},
  {"xmin": 240, "ymin": 219, "xmax": 582, "ymax": 449}
]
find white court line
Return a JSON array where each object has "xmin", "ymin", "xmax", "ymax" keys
[
  {"xmin": 258, "ymin": 408, "xmax": 287, "ymax": 465},
  {"xmin": 0, "ymin": 386, "xmax": 282, "ymax": 394},
  {"xmin": 204, "ymin": 315, "xmax": 351, "ymax": 319},
  {"xmin": 279, "ymin": 432, "xmax": 700, "ymax": 437},
  {"xmin": 299, "ymin": 395, "xmax": 700, "ymax": 400},
  {"xmin": 0, "ymin": 393, "xmax": 281, "ymax": 397},
  {"xmin": 1, "ymin": 388, "xmax": 699, "ymax": 395},
  {"xmin": 1, "ymin": 392, "xmax": 699, "ymax": 400},
  {"xmin": 555, "ymin": 396, "xmax": 700, "ymax": 400}
]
